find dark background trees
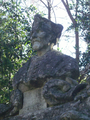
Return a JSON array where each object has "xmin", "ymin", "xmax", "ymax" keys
[
  {"xmin": 78, "ymin": 0, "xmax": 90, "ymax": 82},
  {"xmin": 0, "ymin": 0, "xmax": 42, "ymax": 103},
  {"xmin": 57, "ymin": 0, "xmax": 90, "ymax": 82}
]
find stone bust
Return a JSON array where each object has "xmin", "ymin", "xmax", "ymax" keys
[
  {"xmin": 10, "ymin": 14, "xmax": 79, "ymax": 116},
  {"xmin": 31, "ymin": 14, "xmax": 63, "ymax": 56}
]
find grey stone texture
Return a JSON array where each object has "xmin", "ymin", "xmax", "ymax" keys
[
  {"xmin": 2, "ymin": 80, "xmax": 90, "ymax": 120},
  {"xmin": 0, "ymin": 104, "xmax": 12, "ymax": 119},
  {"xmin": 19, "ymin": 88, "xmax": 46, "ymax": 115},
  {"xmin": 3, "ymin": 93, "xmax": 90, "ymax": 120},
  {"xmin": 10, "ymin": 89, "xmax": 23, "ymax": 116},
  {"xmin": 13, "ymin": 50, "xmax": 79, "ymax": 92}
]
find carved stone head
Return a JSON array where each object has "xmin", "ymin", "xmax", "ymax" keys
[{"xmin": 31, "ymin": 14, "xmax": 63, "ymax": 51}]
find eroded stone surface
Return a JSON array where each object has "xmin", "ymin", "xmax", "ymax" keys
[
  {"xmin": 0, "ymin": 104, "xmax": 12, "ymax": 115},
  {"xmin": 43, "ymin": 79, "xmax": 87, "ymax": 106},
  {"xmin": 13, "ymin": 50, "xmax": 79, "ymax": 92},
  {"xmin": 0, "ymin": 104, "xmax": 12, "ymax": 120},
  {"xmin": 10, "ymin": 89, "xmax": 23, "ymax": 116},
  {"xmin": 19, "ymin": 88, "xmax": 46, "ymax": 115},
  {"xmin": 4, "ymin": 97, "xmax": 90, "ymax": 120},
  {"xmin": 3, "ymin": 80, "xmax": 90, "ymax": 120}
]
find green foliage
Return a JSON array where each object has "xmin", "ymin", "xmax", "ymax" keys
[
  {"xmin": 78, "ymin": 0, "xmax": 90, "ymax": 81},
  {"xmin": 77, "ymin": 0, "xmax": 90, "ymax": 68},
  {"xmin": 66, "ymin": 0, "xmax": 90, "ymax": 82},
  {"xmin": 0, "ymin": 0, "xmax": 42, "ymax": 103},
  {"xmin": 80, "ymin": 50, "xmax": 90, "ymax": 67}
]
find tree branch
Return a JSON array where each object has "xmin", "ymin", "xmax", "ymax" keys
[
  {"xmin": 61, "ymin": 0, "xmax": 79, "ymax": 63},
  {"xmin": 50, "ymin": 2, "xmax": 56, "ymax": 23},
  {"xmin": 61, "ymin": 0, "xmax": 76, "ymax": 26},
  {"xmin": 66, "ymin": 0, "xmax": 69, "ymax": 5},
  {"xmin": 40, "ymin": 0, "xmax": 48, "ymax": 8}
]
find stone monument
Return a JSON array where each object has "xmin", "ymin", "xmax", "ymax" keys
[{"xmin": 1, "ymin": 14, "xmax": 90, "ymax": 120}]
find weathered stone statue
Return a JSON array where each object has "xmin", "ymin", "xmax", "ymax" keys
[
  {"xmin": 10, "ymin": 14, "xmax": 79, "ymax": 114},
  {"xmin": 1, "ymin": 14, "xmax": 90, "ymax": 120}
]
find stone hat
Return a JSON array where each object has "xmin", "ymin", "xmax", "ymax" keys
[{"xmin": 31, "ymin": 14, "xmax": 63, "ymax": 45}]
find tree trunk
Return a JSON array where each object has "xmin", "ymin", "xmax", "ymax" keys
[
  {"xmin": 75, "ymin": 27, "xmax": 79, "ymax": 63},
  {"xmin": 61, "ymin": 0, "xmax": 79, "ymax": 64},
  {"xmin": 75, "ymin": 0, "xmax": 79, "ymax": 63},
  {"xmin": 47, "ymin": 0, "xmax": 51, "ymax": 20}
]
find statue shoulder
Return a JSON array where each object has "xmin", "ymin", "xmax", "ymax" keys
[{"xmin": 12, "ymin": 57, "xmax": 32, "ymax": 89}]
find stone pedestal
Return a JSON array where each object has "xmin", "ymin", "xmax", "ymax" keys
[{"xmin": 19, "ymin": 88, "xmax": 47, "ymax": 115}]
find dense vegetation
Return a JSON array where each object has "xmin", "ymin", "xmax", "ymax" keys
[
  {"xmin": 0, "ymin": 0, "xmax": 42, "ymax": 103},
  {"xmin": 76, "ymin": 0, "xmax": 90, "ymax": 82}
]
